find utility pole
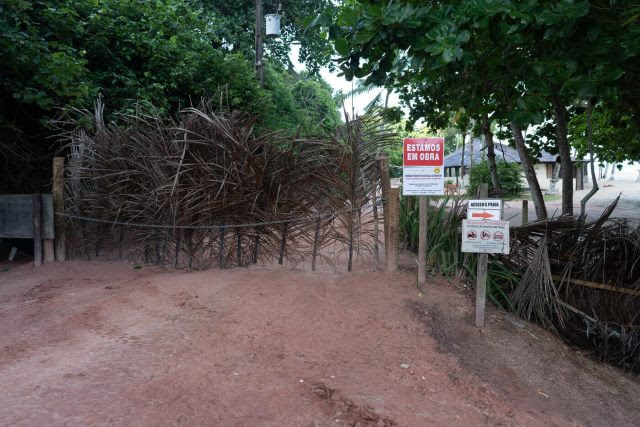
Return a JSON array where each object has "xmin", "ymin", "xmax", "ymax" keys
[{"xmin": 255, "ymin": 0, "xmax": 264, "ymax": 87}]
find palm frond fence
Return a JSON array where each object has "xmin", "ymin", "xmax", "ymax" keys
[{"xmin": 58, "ymin": 101, "xmax": 397, "ymax": 271}]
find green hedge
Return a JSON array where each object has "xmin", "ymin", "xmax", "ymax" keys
[{"xmin": 468, "ymin": 160, "xmax": 523, "ymax": 196}]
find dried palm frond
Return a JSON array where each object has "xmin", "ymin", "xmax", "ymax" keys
[{"xmin": 56, "ymin": 98, "xmax": 397, "ymax": 270}]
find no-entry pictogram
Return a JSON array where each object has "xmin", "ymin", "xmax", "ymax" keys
[{"xmin": 461, "ymin": 220, "xmax": 510, "ymax": 255}]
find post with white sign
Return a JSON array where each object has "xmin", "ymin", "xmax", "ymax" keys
[
  {"xmin": 461, "ymin": 184, "xmax": 510, "ymax": 327},
  {"xmin": 403, "ymin": 137, "xmax": 445, "ymax": 285}
]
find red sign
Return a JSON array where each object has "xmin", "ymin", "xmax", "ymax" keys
[{"xmin": 403, "ymin": 137, "xmax": 445, "ymax": 167}]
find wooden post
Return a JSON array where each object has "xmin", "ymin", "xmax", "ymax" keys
[
  {"xmin": 252, "ymin": 232, "xmax": 260, "ymax": 264},
  {"xmin": 377, "ymin": 153, "xmax": 391, "ymax": 265},
  {"xmin": 174, "ymin": 230, "xmax": 181, "ymax": 269},
  {"xmin": 218, "ymin": 227, "xmax": 225, "ymax": 268},
  {"xmin": 52, "ymin": 157, "xmax": 66, "ymax": 261},
  {"xmin": 371, "ymin": 180, "xmax": 380, "ymax": 268},
  {"xmin": 278, "ymin": 222, "xmax": 288, "ymax": 265},
  {"xmin": 522, "ymin": 200, "xmax": 529, "ymax": 225},
  {"xmin": 236, "ymin": 230, "xmax": 242, "ymax": 267},
  {"xmin": 187, "ymin": 228, "xmax": 193, "ymax": 269},
  {"xmin": 32, "ymin": 194, "xmax": 42, "ymax": 267},
  {"xmin": 311, "ymin": 217, "xmax": 321, "ymax": 271},
  {"xmin": 417, "ymin": 196, "xmax": 428, "ymax": 285},
  {"xmin": 475, "ymin": 183, "xmax": 489, "ymax": 328},
  {"xmin": 387, "ymin": 187, "xmax": 399, "ymax": 272},
  {"xmin": 44, "ymin": 240, "xmax": 55, "ymax": 263}
]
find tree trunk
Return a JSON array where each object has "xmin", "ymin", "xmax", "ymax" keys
[
  {"xmin": 460, "ymin": 131, "xmax": 466, "ymax": 186},
  {"xmin": 580, "ymin": 101, "xmax": 599, "ymax": 220},
  {"xmin": 552, "ymin": 92, "xmax": 573, "ymax": 216},
  {"xmin": 481, "ymin": 112, "xmax": 501, "ymax": 193},
  {"xmin": 510, "ymin": 122, "xmax": 547, "ymax": 220},
  {"xmin": 469, "ymin": 136, "xmax": 475, "ymax": 171}
]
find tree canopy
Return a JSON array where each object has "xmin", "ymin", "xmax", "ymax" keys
[
  {"xmin": 0, "ymin": 0, "xmax": 339, "ymax": 192},
  {"xmin": 315, "ymin": 0, "xmax": 640, "ymax": 218}
]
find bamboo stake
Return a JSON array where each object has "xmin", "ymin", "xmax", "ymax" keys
[
  {"xmin": 174, "ymin": 230, "xmax": 181, "ymax": 268},
  {"xmin": 236, "ymin": 230, "xmax": 242, "ymax": 267},
  {"xmin": 187, "ymin": 228, "xmax": 193, "ymax": 269},
  {"xmin": 218, "ymin": 227, "xmax": 225, "ymax": 268},
  {"xmin": 252, "ymin": 232, "xmax": 260, "ymax": 264},
  {"xmin": 279, "ymin": 222, "xmax": 288, "ymax": 265},
  {"xmin": 311, "ymin": 217, "xmax": 321, "ymax": 271}
]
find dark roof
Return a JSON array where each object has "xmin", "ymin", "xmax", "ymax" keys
[{"xmin": 444, "ymin": 138, "xmax": 578, "ymax": 168}]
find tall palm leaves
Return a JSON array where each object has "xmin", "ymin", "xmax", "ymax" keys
[{"xmin": 59, "ymin": 100, "xmax": 397, "ymax": 270}]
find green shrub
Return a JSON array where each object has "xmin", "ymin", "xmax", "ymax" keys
[
  {"xmin": 468, "ymin": 160, "xmax": 523, "ymax": 196},
  {"xmin": 399, "ymin": 195, "xmax": 520, "ymax": 311}
]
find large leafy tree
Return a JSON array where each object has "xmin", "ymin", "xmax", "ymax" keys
[
  {"xmin": 318, "ymin": 0, "xmax": 640, "ymax": 219},
  {"xmin": 0, "ymin": 0, "xmax": 340, "ymax": 192}
]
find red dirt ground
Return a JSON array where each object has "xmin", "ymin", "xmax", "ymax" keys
[{"xmin": 1, "ymin": 259, "xmax": 639, "ymax": 426}]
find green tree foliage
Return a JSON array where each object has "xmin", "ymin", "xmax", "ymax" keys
[
  {"xmin": 568, "ymin": 101, "xmax": 640, "ymax": 164},
  {"xmin": 316, "ymin": 0, "xmax": 640, "ymax": 217},
  {"xmin": 468, "ymin": 161, "xmax": 523, "ymax": 197},
  {"xmin": 202, "ymin": 0, "xmax": 336, "ymax": 73},
  {"xmin": 0, "ymin": 0, "xmax": 339, "ymax": 191}
]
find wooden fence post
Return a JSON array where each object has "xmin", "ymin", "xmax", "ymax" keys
[
  {"xmin": 370, "ymin": 180, "xmax": 380, "ymax": 268},
  {"xmin": 218, "ymin": 227, "xmax": 225, "ymax": 268},
  {"xmin": 522, "ymin": 199, "xmax": 529, "ymax": 225},
  {"xmin": 476, "ymin": 183, "xmax": 489, "ymax": 328},
  {"xmin": 311, "ymin": 217, "xmax": 321, "ymax": 271},
  {"xmin": 418, "ymin": 195, "xmax": 428, "ymax": 285},
  {"xmin": 387, "ymin": 187, "xmax": 399, "ymax": 272},
  {"xmin": 32, "ymin": 194, "xmax": 42, "ymax": 267},
  {"xmin": 52, "ymin": 157, "xmax": 66, "ymax": 261},
  {"xmin": 278, "ymin": 222, "xmax": 288, "ymax": 265},
  {"xmin": 377, "ymin": 153, "xmax": 391, "ymax": 265}
]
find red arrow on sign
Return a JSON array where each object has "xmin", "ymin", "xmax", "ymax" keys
[{"xmin": 472, "ymin": 212, "xmax": 494, "ymax": 219}]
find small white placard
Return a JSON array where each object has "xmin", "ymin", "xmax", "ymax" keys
[
  {"xmin": 467, "ymin": 199, "xmax": 502, "ymax": 221},
  {"xmin": 461, "ymin": 220, "xmax": 510, "ymax": 254}
]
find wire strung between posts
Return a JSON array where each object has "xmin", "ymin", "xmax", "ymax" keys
[{"xmin": 55, "ymin": 206, "xmax": 366, "ymax": 230}]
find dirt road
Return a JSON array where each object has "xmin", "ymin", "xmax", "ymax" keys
[
  {"xmin": 1, "ymin": 261, "xmax": 639, "ymax": 426},
  {"xmin": 505, "ymin": 180, "xmax": 640, "ymax": 225}
]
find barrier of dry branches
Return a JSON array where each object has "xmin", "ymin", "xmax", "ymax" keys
[
  {"xmin": 506, "ymin": 199, "xmax": 640, "ymax": 371},
  {"xmin": 58, "ymin": 100, "xmax": 397, "ymax": 270}
]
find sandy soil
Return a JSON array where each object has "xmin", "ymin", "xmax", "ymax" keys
[
  {"xmin": 1, "ymin": 259, "xmax": 639, "ymax": 426},
  {"xmin": 505, "ymin": 180, "xmax": 640, "ymax": 225}
]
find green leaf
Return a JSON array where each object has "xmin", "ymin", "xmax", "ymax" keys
[{"xmin": 334, "ymin": 38, "xmax": 349, "ymax": 56}]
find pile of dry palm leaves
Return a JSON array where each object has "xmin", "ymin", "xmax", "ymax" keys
[
  {"xmin": 506, "ymin": 199, "xmax": 640, "ymax": 371},
  {"xmin": 58, "ymin": 99, "xmax": 396, "ymax": 270}
]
